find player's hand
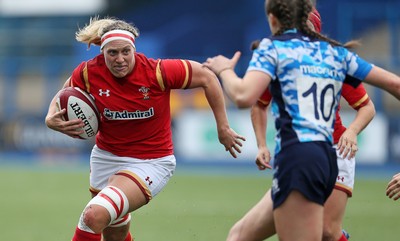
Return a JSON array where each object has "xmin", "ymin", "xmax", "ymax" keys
[
  {"xmin": 255, "ymin": 146, "xmax": 272, "ymax": 170},
  {"xmin": 218, "ymin": 127, "xmax": 246, "ymax": 158},
  {"xmin": 45, "ymin": 108, "xmax": 85, "ymax": 138},
  {"xmin": 338, "ymin": 129, "xmax": 358, "ymax": 160},
  {"xmin": 386, "ymin": 173, "xmax": 400, "ymax": 200},
  {"xmin": 203, "ymin": 51, "xmax": 241, "ymax": 76}
]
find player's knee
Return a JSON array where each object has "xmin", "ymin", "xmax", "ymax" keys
[
  {"xmin": 226, "ymin": 221, "xmax": 242, "ymax": 241},
  {"xmin": 81, "ymin": 205, "xmax": 110, "ymax": 233},
  {"xmin": 79, "ymin": 186, "xmax": 130, "ymax": 234},
  {"xmin": 321, "ymin": 226, "xmax": 336, "ymax": 241},
  {"xmin": 322, "ymin": 220, "xmax": 342, "ymax": 241}
]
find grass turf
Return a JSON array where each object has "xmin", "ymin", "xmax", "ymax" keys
[{"xmin": 0, "ymin": 165, "xmax": 397, "ymax": 241}]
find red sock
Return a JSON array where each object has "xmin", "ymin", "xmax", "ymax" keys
[
  {"xmin": 337, "ymin": 233, "xmax": 348, "ymax": 241},
  {"xmin": 124, "ymin": 232, "xmax": 133, "ymax": 241},
  {"xmin": 71, "ymin": 227, "xmax": 101, "ymax": 241}
]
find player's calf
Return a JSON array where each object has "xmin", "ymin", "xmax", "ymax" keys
[{"xmin": 103, "ymin": 216, "xmax": 132, "ymax": 241}]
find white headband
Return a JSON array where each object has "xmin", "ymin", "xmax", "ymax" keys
[{"xmin": 100, "ymin": 30, "xmax": 136, "ymax": 50}]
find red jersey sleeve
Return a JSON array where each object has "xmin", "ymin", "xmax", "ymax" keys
[
  {"xmin": 258, "ymin": 89, "xmax": 273, "ymax": 106},
  {"xmin": 332, "ymin": 77, "xmax": 370, "ymax": 144},
  {"xmin": 157, "ymin": 59, "xmax": 192, "ymax": 90},
  {"xmin": 70, "ymin": 62, "xmax": 88, "ymax": 90},
  {"xmin": 341, "ymin": 82, "xmax": 370, "ymax": 110}
]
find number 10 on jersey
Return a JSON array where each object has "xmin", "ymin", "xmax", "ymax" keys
[{"xmin": 297, "ymin": 77, "xmax": 341, "ymax": 127}]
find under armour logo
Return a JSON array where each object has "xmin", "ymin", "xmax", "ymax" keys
[
  {"xmin": 337, "ymin": 176, "xmax": 345, "ymax": 182},
  {"xmin": 99, "ymin": 89, "xmax": 110, "ymax": 97},
  {"xmin": 145, "ymin": 176, "xmax": 153, "ymax": 186}
]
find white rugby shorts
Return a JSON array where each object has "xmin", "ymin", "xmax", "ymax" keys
[
  {"xmin": 334, "ymin": 144, "xmax": 355, "ymax": 197},
  {"xmin": 89, "ymin": 145, "xmax": 176, "ymax": 202}
]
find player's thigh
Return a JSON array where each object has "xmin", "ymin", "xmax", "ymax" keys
[
  {"xmin": 323, "ymin": 189, "xmax": 348, "ymax": 227},
  {"xmin": 274, "ymin": 190, "xmax": 324, "ymax": 241},
  {"xmin": 228, "ymin": 190, "xmax": 276, "ymax": 241},
  {"xmin": 108, "ymin": 174, "xmax": 148, "ymax": 212},
  {"xmin": 245, "ymin": 190, "xmax": 276, "ymax": 239}
]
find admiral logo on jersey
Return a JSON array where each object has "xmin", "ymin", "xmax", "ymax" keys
[{"xmin": 103, "ymin": 107, "xmax": 154, "ymax": 120}]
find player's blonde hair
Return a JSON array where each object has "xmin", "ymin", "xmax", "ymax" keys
[{"xmin": 76, "ymin": 16, "xmax": 140, "ymax": 49}]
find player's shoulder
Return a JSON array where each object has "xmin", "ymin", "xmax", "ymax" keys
[
  {"xmin": 332, "ymin": 44, "xmax": 352, "ymax": 58},
  {"xmin": 253, "ymin": 38, "xmax": 278, "ymax": 60},
  {"xmin": 257, "ymin": 38, "xmax": 274, "ymax": 50},
  {"xmin": 134, "ymin": 52, "xmax": 148, "ymax": 61},
  {"xmin": 134, "ymin": 52, "xmax": 160, "ymax": 69},
  {"xmin": 84, "ymin": 54, "xmax": 107, "ymax": 70}
]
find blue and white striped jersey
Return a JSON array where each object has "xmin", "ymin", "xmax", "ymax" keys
[{"xmin": 247, "ymin": 29, "xmax": 372, "ymax": 154}]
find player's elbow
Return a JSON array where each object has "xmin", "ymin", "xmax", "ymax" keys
[
  {"xmin": 393, "ymin": 81, "xmax": 400, "ymax": 100},
  {"xmin": 231, "ymin": 95, "xmax": 256, "ymax": 109},
  {"xmin": 370, "ymin": 101, "xmax": 376, "ymax": 119}
]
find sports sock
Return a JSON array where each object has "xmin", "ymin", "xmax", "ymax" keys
[
  {"xmin": 72, "ymin": 226, "xmax": 101, "ymax": 241},
  {"xmin": 337, "ymin": 233, "xmax": 348, "ymax": 241}
]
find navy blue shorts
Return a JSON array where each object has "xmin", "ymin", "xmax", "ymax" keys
[{"xmin": 271, "ymin": 141, "xmax": 338, "ymax": 209}]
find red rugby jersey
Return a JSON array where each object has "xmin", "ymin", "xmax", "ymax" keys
[
  {"xmin": 70, "ymin": 53, "xmax": 192, "ymax": 159},
  {"xmin": 258, "ymin": 82, "xmax": 370, "ymax": 145}
]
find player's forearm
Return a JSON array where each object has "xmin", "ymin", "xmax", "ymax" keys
[
  {"xmin": 204, "ymin": 80, "xmax": 231, "ymax": 130},
  {"xmin": 219, "ymin": 70, "xmax": 256, "ymax": 108},
  {"xmin": 251, "ymin": 104, "xmax": 268, "ymax": 148},
  {"xmin": 348, "ymin": 101, "xmax": 375, "ymax": 135}
]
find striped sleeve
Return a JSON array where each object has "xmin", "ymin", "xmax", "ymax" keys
[
  {"xmin": 70, "ymin": 61, "xmax": 88, "ymax": 91},
  {"xmin": 156, "ymin": 59, "xmax": 192, "ymax": 91},
  {"xmin": 341, "ymin": 82, "xmax": 370, "ymax": 110}
]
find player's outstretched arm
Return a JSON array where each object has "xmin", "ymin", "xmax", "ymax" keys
[
  {"xmin": 204, "ymin": 51, "xmax": 271, "ymax": 108},
  {"xmin": 188, "ymin": 61, "xmax": 246, "ymax": 158},
  {"xmin": 364, "ymin": 66, "xmax": 400, "ymax": 100}
]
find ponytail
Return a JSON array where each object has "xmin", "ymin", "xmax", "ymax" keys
[{"xmin": 75, "ymin": 16, "xmax": 139, "ymax": 49}]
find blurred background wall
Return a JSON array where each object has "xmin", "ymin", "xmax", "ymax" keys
[{"xmin": 0, "ymin": 0, "xmax": 399, "ymax": 166}]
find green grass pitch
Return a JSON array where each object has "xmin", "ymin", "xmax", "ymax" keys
[{"xmin": 0, "ymin": 165, "xmax": 397, "ymax": 241}]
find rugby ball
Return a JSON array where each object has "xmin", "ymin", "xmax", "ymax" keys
[{"xmin": 56, "ymin": 87, "xmax": 100, "ymax": 139}]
